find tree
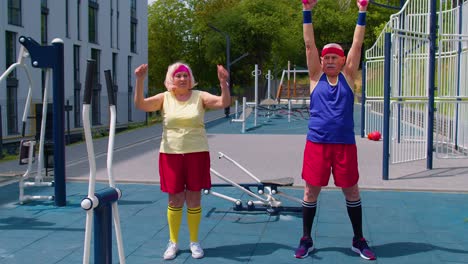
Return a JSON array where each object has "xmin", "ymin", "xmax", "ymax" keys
[
  {"xmin": 146, "ymin": 0, "xmax": 399, "ymax": 97},
  {"xmin": 147, "ymin": 0, "xmax": 193, "ymax": 95}
]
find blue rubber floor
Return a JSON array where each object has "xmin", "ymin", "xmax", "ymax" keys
[{"xmin": 1, "ymin": 181, "xmax": 468, "ymax": 263}]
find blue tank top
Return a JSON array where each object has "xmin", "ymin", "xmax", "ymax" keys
[{"xmin": 307, "ymin": 73, "xmax": 355, "ymax": 144}]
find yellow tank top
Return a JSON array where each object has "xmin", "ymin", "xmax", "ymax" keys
[{"xmin": 160, "ymin": 90, "xmax": 208, "ymax": 153}]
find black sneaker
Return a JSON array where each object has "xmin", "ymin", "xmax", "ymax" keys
[
  {"xmin": 294, "ymin": 236, "xmax": 314, "ymax": 259},
  {"xmin": 351, "ymin": 237, "xmax": 376, "ymax": 260}
]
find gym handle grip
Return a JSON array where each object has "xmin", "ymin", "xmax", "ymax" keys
[
  {"xmin": 104, "ymin": 70, "xmax": 116, "ymax": 106},
  {"xmin": 84, "ymin": 60, "xmax": 96, "ymax": 105}
]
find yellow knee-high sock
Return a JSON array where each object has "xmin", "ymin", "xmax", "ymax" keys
[
  {"xmin": 167, "ymin": 206, "xmax": 183, "ymax": 243},
  {"xmin": 187, "ymin": 207, "xmax": 202, "ymax": 242}
]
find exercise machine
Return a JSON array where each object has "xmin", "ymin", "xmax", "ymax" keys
[{"xmin": 205, "ymin": 152, "xmax": 302, "ymax": 215}]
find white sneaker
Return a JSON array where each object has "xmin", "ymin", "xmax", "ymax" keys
[
  {"xmin": 163, "ymin": 241, "xmax": 178, "ymax": 260},
  {"xmin": 189, "ymin": 242, "xmax": 204, "ymax": 259}
]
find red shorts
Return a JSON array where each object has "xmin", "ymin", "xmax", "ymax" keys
[
  {"xmin": 159, "ymin": 151, "xmax": 211, "ymax": 194},
  {"xmin": 302, "ymin": 141, "xmax": 359, "ymax": 188}
]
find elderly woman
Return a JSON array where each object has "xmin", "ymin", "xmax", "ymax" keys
[{"xmin": 134, "ymin": 62, "xmax": 230, "ymax": 260}]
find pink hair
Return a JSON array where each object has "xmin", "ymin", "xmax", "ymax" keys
[
  {"xmin": 164, "ymin": 62, "xmax": 197, "ymax": 90},
  {"xmin": 172, "ymin": 65, "xmax": 191, "ymax": 77}
]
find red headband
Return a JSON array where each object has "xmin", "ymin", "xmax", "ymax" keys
[
  {"xmin": 173, "ymin": 65, "xmax": 190, "ymax": 77},
  {"xmin": 321, "ymin": 47, "xmax": 345, "ymax": 57}
]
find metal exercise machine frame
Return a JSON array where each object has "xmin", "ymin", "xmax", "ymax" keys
[
  {"xmin": 81, "ymin": 60, "xmax": 125, "ymax": 264},
  {"xmin": 205, "ymin": 152, "xmax": 302, "ymax": 215},
  {"xmin": 0, "ymin": 44, "xmax": 54, "ymax": 204},
  {"xmin": 18, "ymin": 36, "xmax": 66, "ymax": 206}
]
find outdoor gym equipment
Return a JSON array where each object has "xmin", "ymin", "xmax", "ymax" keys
[
  {"xmin": 81, "ymin": 60, "xmax": 125, "ymax": 264},
  {"xmin": 0, "ymin": 43, "xmax": 54, "ymax": 204},
  {"xmin": 205, "ymin": 152, "xmax": 302, "ymax": 215},
  {"xmin": 232, "ymin": 64, "xmax": 303, "ymax": 133},
  {"xmin": 17, "ymin": 36, "xmax": 66, "ymax": 206}
]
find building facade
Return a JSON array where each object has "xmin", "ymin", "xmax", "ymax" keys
[{"xmin": 0, "ymin": 0, "xmax": 148, "ymax": 142}]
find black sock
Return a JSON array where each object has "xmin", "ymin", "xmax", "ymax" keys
[
  {"xmin": 302, "ymin": 200, "xmax": 317, "ymax": 238},
  {"xmin": 346, "ymin": 199, "xmax": 363, "ymax": 239}
]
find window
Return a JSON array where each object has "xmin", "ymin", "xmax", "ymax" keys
[
  {"xmin": 73, "ymin": 46, "xmax": 81, "ymax": 82},
  {"xmin": 116, "ymin": 0, "xmax": 120, "ymax": 49},
  {"xmin": 110, "ymin": 0, "xmax": 114, "ymax": 48},
  {"xmin": 130, "ymin": 0, "xmax": 136, "ymax": 18},
  {"xmin": 112, "ymin": 53, "xmax": 118, "ymax": 85},
  {"xmin": 8, "ymin": 0, "xmax": 22, "ymax": 26},
  {"xmin": 127, "ymin": 56, "xmax": 132, "ymax": 88},
  {"xmin": 112, "ymin": 53, "xmax": 118, "ymax": 119},
  {"xmin": 5, "ymin": 31, "xmax": 17, "ymax": 79},
  {"xmin": 91, "ymin": 48, "xmax": 101, "ymax": 125},
  {"xmin": 65, "ymin": 0, "xmax": 70, "ymax": 38},
  {"xmin": 74, "ymin": 45, "xmax": 81, "ymax": 127},
  {"xmin": 5, "ymin": 31, "xmax": 18, "ymax": 134},
  {"xmin": 77, "ymin": 0, "xmax": 81, "ymax": 40},
  {"xmin": 7, "ymin": 82, "xmax": 19, "ymax": 134},
  {"xmin": 130, "ymin": 19, "xmax": 137, "ymax": 53},
  {"xmin": 128, "ymin": 56, "xmax": 132, "ymax": 122},
  {"xmin": 88, "ymin": 0, "xmax": 99, "ymax": 44},
  {"xmin": 41, "ymin": 1, "xmax": 49, "ymax": 45},
  {"xmin": 130, "ymin": 0, "xmax": 137, "ymax": 53},
  {"xmin": 91, "ymin": 49, "xmax": 100, "ymax": 84}
]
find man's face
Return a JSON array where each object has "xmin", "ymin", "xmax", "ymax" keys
[{"xmin": 321, "ymin": 54, "xmax": 346, "ymax": 77}]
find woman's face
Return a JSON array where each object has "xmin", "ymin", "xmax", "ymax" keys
[{"xmin": 173, "ymin": 72, "xmax": 191, "ymax": 89}]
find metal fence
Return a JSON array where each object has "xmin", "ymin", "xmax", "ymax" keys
[{"xmin": 364, "ymin": 0, "xmax": 468, "ymax": 172}]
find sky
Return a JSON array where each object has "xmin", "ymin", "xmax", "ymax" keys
[{"xmin": 148, "ymin": 0, "xmax": 157, "ymax": 5}]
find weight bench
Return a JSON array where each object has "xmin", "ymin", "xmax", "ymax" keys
[{"xmin": 205, "ymin": 152, "xmax": 302, "ymax": 215}]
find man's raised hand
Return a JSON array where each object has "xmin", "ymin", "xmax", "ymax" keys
[{"xmin": 302, "ymin": 0, "xmax": 317, "ymax": 10}]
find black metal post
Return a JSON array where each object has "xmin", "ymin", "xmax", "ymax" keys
[
  {"xmin": 427, "ymin": 0, "xmax": 436, "ymax": 170},
  {"xmin": 360, "ymin": 61, "xmax": 366, "ymax": 138},
  {"xmin": 208, "ymin": 24, "xmax": 231, "ymax": 118},
  {"xmin": 225, "ymin": 35, "xmax": 231, "ymax": 118},
  {"xmin": 382, "ymin": 33, "xmax": 391, "ymax": 180}
]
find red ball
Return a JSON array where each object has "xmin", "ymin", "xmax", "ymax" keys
[
  {"xmin": 373, "ymin": 131, "xmax": 381, "ymax": 141},
  {"xmin": 302, "ymin": 0, "xmax": 308, "ymax": 4},
  {"xmin": 359, "ymin": 0, "xmax": 368, "ymax": 7},
  {"xmin": 367, "ymin": 131, "xmax": 381, "ymax": 141},
  {"xmin": 370, "ymin": 130, "xmax": 382, "ymax": 141}
]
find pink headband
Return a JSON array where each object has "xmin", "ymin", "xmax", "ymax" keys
[
  {"xmin": 321, "ymin": 47, "xmax": 345, "ymax": 57},
  {"xmin": 173, "ymin": 65, "xmax": 190, "ymax": 77}
]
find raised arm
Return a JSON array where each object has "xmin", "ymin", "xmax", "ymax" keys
[
  {"xmin": 202, "ymin": 65, "xmax": 231, "ymax": 109},
  {"xmin": 302, "ymin": 0, "xmax": 321, "ymax": 82},
  {"xmin": 343, "ymin": 0, "xmax": 368, "ymax": 81},
  {"xmin": 134, "ymin": 64, "xmax": 164, "ymax": 112}
]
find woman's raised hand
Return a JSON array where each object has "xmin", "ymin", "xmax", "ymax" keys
[
  {"xmin": 217, "ymin": 65, "xmax": 229, "ymax": 84},
  {"xmin": 135, "ymin": 64, "xmax": 148, "ymax": 78}
]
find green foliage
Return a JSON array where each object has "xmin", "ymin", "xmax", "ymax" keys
[
  {"xmin": 147, "ymin": 0, "xmax": 399, "ymax": 97},
  {"xmin": 147, "ymin": 0, "xmax": 194, "ymax": 95},
  {"xmin": 0, "ymin": 150, "xmax": 18, "ymax": 162}
]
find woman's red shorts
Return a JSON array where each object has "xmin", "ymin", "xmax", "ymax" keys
[{"xmin": 159, "ymin": 151, "xmax": 211, "ymax": 194}]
